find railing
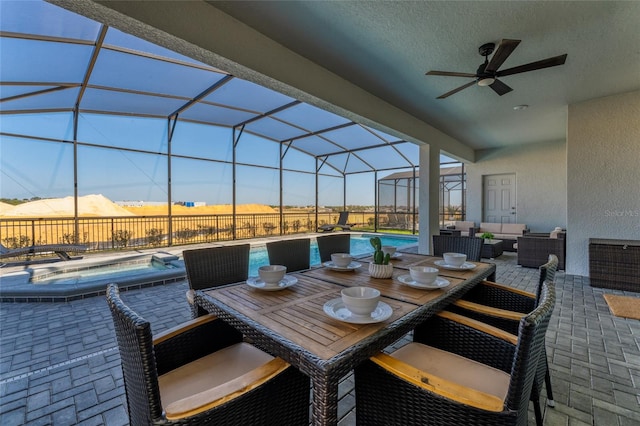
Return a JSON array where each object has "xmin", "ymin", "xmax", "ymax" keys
[{"xmin": 0, "ymin": 211, "xmax": 418, "ymax": 254}]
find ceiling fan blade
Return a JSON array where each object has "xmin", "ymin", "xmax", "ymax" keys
[
  {"xmin": 489, "ymin": 79, "xmax": 513, "ymax": 96},
  {"xmin": 485, "ymin": 39, "xmax": 521, "ymax": 73},
  {"xmin": 437, "ymin": 80, "xmax": 477, "ymax": 99},
  {"xmin": 426, "ymin": 70, "xmax": 477, "ymax": 78},
  {"xmin": 497, "ymin": 54, "xmax": 568, "ymax": 77}
]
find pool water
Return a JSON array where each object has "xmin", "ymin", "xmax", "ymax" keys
[
  {"xmin": 31, "ymin": 259, "xmax": 175, "ymax": 285},
  {"xmin": 29, "ymin": 234, "xmax": 415, "ymax": 285},
  {"xmin": 248, "ymin": 234, "xmax": 417, "ymax": 276}
]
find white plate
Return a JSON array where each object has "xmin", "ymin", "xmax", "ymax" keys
[
  {"xmin": 390, "ymin": 253, "xmax": 403, "ymax": 259},
  {"xmin": 433, "ymin": 260, "xmax": 477, "ymax": 271},
  {"xmin": 398, "ymin": 275, "xmax": 450, "ymax": 289},
  {"xmin": 323, "ymin": 298, "xmax": 393, "ymax": 324},
  {"xmin": 246, "ymin": 275, "xmax": 298, "ymax": 291},
  {"xmin": 322, "ymin": 261, "xmax": 362, "ymax": 271}
]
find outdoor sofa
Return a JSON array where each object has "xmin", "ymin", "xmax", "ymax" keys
[
  {"xmin": 446, "ymin": 221, "xmax": 476, "ymax": 237},
  {"xmin": 474, "ymin": 222, "xmax": 529, "ymax": 252}
]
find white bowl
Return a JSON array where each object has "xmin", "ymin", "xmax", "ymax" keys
[
  {"xmin": 341, "ymin": 286, "xmax": 380, "ymax": 316},
  {"xmin": 443, "ymin": 252, "xmax": 466, "ymax": 267},
  {"xmin": 381, "ymin": 246, "xmax": 397, "ymax": 257},
  {"xmin": 258, "ymin": 265, "xmax": 287, "ymax": 286},
  {"xmin": 331, "ymin": 253, "xmax": 352, "ymax": 268},
  {"xmin": 409, "ymin": 266, "xmax": 439, "ymax": 285}
]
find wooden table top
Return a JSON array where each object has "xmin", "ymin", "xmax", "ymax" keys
[
  {"xmin": 196, "ymin": 253, "xmax": 496, "ymax": 426},
  {"xmin": 200, "ymin": 254, "xmax": 492, "ymax": 361},
  {"xmin": 203, "ymin": 275, "xmax": 417, "ymax": 360},
  {"xmin": 302, "ymin": 264, "xmax": 464, "ymax": 306}
]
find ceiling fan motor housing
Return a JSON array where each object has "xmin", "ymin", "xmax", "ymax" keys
[
  {"xmin": 478, "ymin": 43, "xmax": 496, "ymax": 57},
  {"xmin": 476, "ymin": 43, "xmax": 496, "ymax": 82}
]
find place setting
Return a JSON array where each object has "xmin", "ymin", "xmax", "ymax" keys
[
  {"xmin": 360, "ymin": 245, "xmax": 403, "ymax": 264},
  {"xmin": 398, "ymin": 266, "xmax": 450, "ymax": 289},
  {"xmin": 246, "ymin": 265, "xmax": 298, "ymax": 291},
  {"xmin": 433, "ymin": 252, "xmax": 477, "ymax": 271},
  {"xmin": 323, "ymin": 253, "xmax": 362, "ymax": 271},
  {"xmin": 323, "ymin": 286, "xmax": 393, "ymax": 324},
  {"xmin": 382, "ymin": 245, "xmax": 403, "ymax": 260}
]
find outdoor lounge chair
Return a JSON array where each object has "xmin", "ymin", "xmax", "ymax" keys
[
  {"xmin": 317, "ymin": 211, "xmax": 355, "ymax": 232},
  {"xmin": 0, "ymin": 242, "xmax": 86, "ymax": 262}
]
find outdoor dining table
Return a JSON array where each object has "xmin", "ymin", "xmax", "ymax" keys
[{"xmin": 195, "ymin": 253, "xmax": 496, "ymax": 426}]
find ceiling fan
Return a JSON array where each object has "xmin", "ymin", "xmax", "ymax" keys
[{"xmin": 426, "ymin": 39, "xmax": 567, "ymax": 99}]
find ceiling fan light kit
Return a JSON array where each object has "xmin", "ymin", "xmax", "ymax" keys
[
  {"xmin": 477, "ymin": 77, "xmax": 495, "ymax": 87},
  {"xmin": 426, "ymin": 39, "xmax": 567, "ymax": 99}
]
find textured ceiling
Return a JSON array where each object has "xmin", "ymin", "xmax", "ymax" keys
[{"xmin": 211, "ymin": 1, "xmax": 640, "ymax": 150}]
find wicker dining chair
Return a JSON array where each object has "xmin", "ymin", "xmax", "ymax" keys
[
  {"xmin": 432, "ymin": 235, "xmax": 483, "ymax": 261},
  {"xmin": 106, "ymin": 284, "xmax": 309, "ymax": 426},
  {"xmin": 354, "ymin": 281, "xmax": 556, "ymax": 426},
  {"xmin": 266, "ymin": 238, "xmax": 311, "ymax": 272},
  {"xmin": 316, "ymin": 233, "xmax": 351, "ymax": 263},
  {"xmin": 448, "ymin": 254, "xmax": 559, "ymax": 426},
  {"xmin": 183, "ymin": 244, "xmax": 250, "ymax": 318}
]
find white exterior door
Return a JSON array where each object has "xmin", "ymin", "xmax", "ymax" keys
[{"xmin": 483, "ymin": 174, "xmax": 516, "ymax": 223}]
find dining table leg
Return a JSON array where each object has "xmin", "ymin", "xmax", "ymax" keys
[{"xmin": 312, "ymin": 375, "xmax": 339, "ymax": 426}]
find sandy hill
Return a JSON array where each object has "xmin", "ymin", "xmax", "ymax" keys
[
  {"xmin": 0, "ymin": 196, "xmax": 277, "ymax": 217},
  {"xmin": 1, "ymin": 194, "xmax": 135, "ymax": 217},
  {"xmin": 125, "ymin": 203, "xmax": 277, "ymax": 215},
  {"xmin": 0, "ymin": 202, "xmax": 15, "ymax": 214}
]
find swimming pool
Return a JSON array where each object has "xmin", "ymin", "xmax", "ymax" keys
[
  {"xmin": 0, "ymin": 233, "xmax": 418, "ymax": 302},
  {"xmin": 248, "ymin": 234, "xmax": 418, "ymax": 276},
  {"xmin": 31, "ymin": 256, "xmax": 177, "ymax": 284},
  {"xmin": 0, "ymin": 253, "xmax": 186, "ymax": 302}
]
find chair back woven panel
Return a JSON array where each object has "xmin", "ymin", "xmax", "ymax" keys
[
  {"xmin": 266, "ymin": 239, "xmax": 311, "ymax": 272},
  {"xmin": 432, "ymin": 235, "xmax": 483, "ymax": 261},
  {"xmin": 507, "ymin": 282, "xmax": 555, "ymax": 419},
  {"xmin": 316, "ymin": 234, "xmax": 350, "ymax": 262},
  {"xmin": 536, "ymin": 255, "xmax": 558, "ymax": 304},
  {"xmin": 456, "ymin": 254, "xmax": 558, "ymax": 331},
  {"xmin": 183, "ymin": 244, "xmax": 250, "ymax": 291},
  {"xmin": 106, "ymin": 284, "xmax": 162, "ymax": 425}
]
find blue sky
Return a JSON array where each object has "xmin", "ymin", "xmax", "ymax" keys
[
  {"xmin": 0, "ymin": 110, "xmax": 397, "ymax": 206},
  {"xmin": 0, "ymin": 0, "xmax": 455, "ymax": 208}
]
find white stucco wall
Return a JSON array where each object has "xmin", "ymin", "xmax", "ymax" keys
[
  {"xmin": 465, "ymin": 140, "xmax": 567, "ymax": 233},
  {"xmin": 567, "ymin": 90, "xmax": 640, "ymax": 276}
]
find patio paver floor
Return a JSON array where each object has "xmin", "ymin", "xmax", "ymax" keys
[{"xmin": 1, "ymin": 251, "xmax": 639, "ymax": 425}]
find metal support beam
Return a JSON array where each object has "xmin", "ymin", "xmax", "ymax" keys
[
  {"xmin": 279, "ymin": 142, "xmax": 284, "ymax": 235},
  {"xmin": 232, "ymin": 125, "xmax": 245, "ymax": 240},
  {"xmin": 167, "ymin": 116, "xmax": 179, "ymax": 246}
]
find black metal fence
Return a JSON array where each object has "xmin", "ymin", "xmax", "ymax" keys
[{"xmin": 0, "ymin": 211, "xmax": 418, "ymax": 254}]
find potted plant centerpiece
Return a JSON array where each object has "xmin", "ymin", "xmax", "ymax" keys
[
  {"xmin": 368, "ymin": 237, "xmax": 394, "ymax": 278},
  {"xmin": 480, "ymin": 232, "xmax": 495, "ymax": 243}
]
